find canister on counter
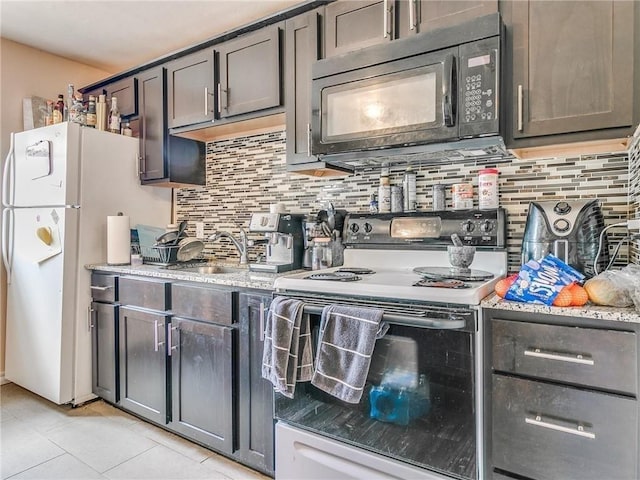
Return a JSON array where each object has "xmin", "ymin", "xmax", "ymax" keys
[
  {"xmin": 433, "ymin": 184, "xmax": 446, "ymax": 211},
  {"xmin": 478, "ymin": 168, "xmax": 499, "ymax": 209},
  {"xmin": 452, "ymin": 183, "xmax": 473, "ymax": 210},
  {"xmin": 391, "ymin": 186, "xmax": 403, "ymax": 213}
]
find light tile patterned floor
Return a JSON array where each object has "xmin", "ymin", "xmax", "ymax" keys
[{"xmin": 0, "ymin": 383, "xmax": 270, "ymax": 480}]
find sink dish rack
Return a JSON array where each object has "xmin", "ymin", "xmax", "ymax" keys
[{"xmin": 135, "ymin": 224, "xmax": 178, "ymax": 265}]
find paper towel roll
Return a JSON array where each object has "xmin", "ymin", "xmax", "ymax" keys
[{"xmin": 107, "ymin": 215, "xmax": 131, "ymax": 265}]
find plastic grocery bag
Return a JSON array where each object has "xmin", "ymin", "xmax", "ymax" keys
[
  {"xmin": 584, "ymin": 264, "xmax": 640, "ymax": 309},
  {"xmin": 505, "ymin": 254, "xmax": 584, "ymax": 305}
]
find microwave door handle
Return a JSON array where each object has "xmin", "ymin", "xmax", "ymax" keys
[{"xmin": 443, "ymin": 54, "xmax": 456, "ymax": 127}]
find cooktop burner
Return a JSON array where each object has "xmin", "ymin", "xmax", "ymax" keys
[
  {"xmin": 413, "ymin": 279, "xmax": 471, "ymax": 289},
  {"xmin": 336, "ymin": 267, "xmax": 375, "ymax": 274},
  {"xmin": 413, "ymin": 266, "xmax": 495, "ymax": 282},
  {"xmin": 306, "ymin": 271, "xmax": 362, "ymax": 282}
]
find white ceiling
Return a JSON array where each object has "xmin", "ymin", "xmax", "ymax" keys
[{"xmin": 0, "ymin": 0, "xmax": 304, "ymax": 73}]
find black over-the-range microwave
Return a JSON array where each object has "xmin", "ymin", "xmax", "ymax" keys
[{"xmin": 311, "ymin": 14, "xmax": 504, "ymax": 158}]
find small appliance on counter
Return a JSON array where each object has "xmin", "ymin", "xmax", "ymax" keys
[
  {"xmin": 521, "ymin": 199, "xmax": 609, "ymax": 278},
  {"xmin": 303, "ymin": 205, "xmax": 347, "ymax": 270},
  {"xmin": 248, "ymin": 212, "xmax": 305, "ymax": 273}
]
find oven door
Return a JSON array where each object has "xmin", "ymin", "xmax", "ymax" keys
[
  {"xmin": 274, "ymin": 296, "xmax": 478, "ymax": 480},
  {"xmin": 311, "ymin": 47, "xmax": 459, "ymax": 156}
]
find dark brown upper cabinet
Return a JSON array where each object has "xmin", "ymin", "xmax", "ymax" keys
[
  {"xmin": 397, "ymin": 0, "xmax": 498, "ymax": 37},
  {"xmin": 138, "ymin": 67, "xmax": 205, "ymax": 186},
  {"xmin": 284, "ymin": 9, "xmax": 352, "ymax": 177},
  {"xmin": 105, "ymin": 76, "xmax": 138, "ymax": 118},
  {"xmin": 166, "ymin": 49, "xmax": 215, "ymax": 129},
  {"xmin": 324, "ymin": 0, "xmax": 395, "ymax": 58},
  {"xmin": 217, "ymin": 25, "xmax": 282, "ymax": 118},
  {"xmin": 503, "ymin": 0, "xmax": 637, "ymax": 147}
]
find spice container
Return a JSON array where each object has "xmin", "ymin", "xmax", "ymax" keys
[
  {"xmin": 378, "ymin": 171, "xmax": 391, "ymax": 213},
  {"xmin": 402, "ymin": 166, "xmax": 416, "ymax": 212},
  {"xmin": 478, "ymin": 168, "xmax": 499, "ymax": 209},
  {"xmin": 391, "ymin": 186, "xmax": 403, "ymax": 213},
  {"xmin": 433, "ymin": 184, "xmax": 446, "ymax": 211},
  {"xmin": 452, "ymin": 183, "xmax": 473, "ymax": 210}
]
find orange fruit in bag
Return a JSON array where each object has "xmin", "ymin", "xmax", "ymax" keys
[
  {"xmin": 553, "ymin": 285, "xmax": 573, "ymax": 307},
  {"xmin": 495, "ymin": 274, "xmax": 518, "ymax": 298},
  {"xmin": 569, "ymin": 283, "xmax": 589, "ymax": 306}
]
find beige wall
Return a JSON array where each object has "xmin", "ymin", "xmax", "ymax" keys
[{"xmin": 0, "ymin": 38, "xmax": 113, "ymax": 380}]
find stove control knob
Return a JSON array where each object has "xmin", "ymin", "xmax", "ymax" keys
[
  {"xmin": 349, "ymin": 223, "xmax": 360, "ymax": 233},
  {"xmin": 462, "ymin": 221, "xmax": 475, "ymax": 233},
  {"xmin": 363, "ymin": 223, "xmax": 373, "ymax": 233},
  {"xmin": 480, "ymin": 221, "xmax": 493, "ymax": 233},
  {"xmin": 553, "ymin": 218, "xmax": 571, "ymax": 233},
  {"xmin": 554, "ymin": 201, "xmax": 572, "ymax": 215}
]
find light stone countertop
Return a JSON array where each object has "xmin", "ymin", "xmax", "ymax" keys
[
  {"xmin": 86, "ymin": 263, "xmax": 300, "ymax": 291},
  {"xmin": 482, "ymin": 294, "xmax": 640, "ymax": 324}
]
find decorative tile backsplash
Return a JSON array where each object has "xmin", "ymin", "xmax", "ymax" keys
[
  {"xmin": 629, "ymin": 128, "xmax": 640, "ymax": 264},
  {"xmin": 175, "ymin": 130, "xmax": 630, "ymax": 271}
]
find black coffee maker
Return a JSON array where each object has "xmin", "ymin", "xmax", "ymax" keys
[{"xmin": 521, "ymin": 199, "xmax": 609, "ymax": 278}]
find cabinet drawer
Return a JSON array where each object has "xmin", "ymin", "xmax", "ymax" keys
[
  {"xmin": 171, "ymin": 283, "xmax": 235, "ymax": 325},
  {"xmin": 119, "ymin": 276, "xmax": 171, "ymax": 311},
  {"xmin": 492, "ymin": 319, "xmax": 637, "ymax": 395},
  {"xmin": 492, "ymin": 375, "xmax": 638, "ymax": 480},
  {"xmin": 90, "ymin": 273, "xmax": 118, "ymax": 303}
]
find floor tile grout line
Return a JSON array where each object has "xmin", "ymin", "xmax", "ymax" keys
[{"xmin": 3, "ymin": 451, "xmax": 67, "ymax": 480}]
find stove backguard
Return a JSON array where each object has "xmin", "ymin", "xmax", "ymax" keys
[{"xmin": 344, "ymin": 208, "xmax": 506, "ymax": 248}]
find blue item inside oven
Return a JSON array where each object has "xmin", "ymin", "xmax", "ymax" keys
[{"xmin": 369, "ymin": 374, "xmax": 431, "ymax": 426}]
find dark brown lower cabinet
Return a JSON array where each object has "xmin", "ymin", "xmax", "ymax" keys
[
  {"xmin": 91, "ymin": 301, "xmax": 118, "ymax": 404},
  {"xmin": 118, "ymin": 306, "xmax": 169, "ymax": 425},
  {"xmin": 169, "ymin": 317, "xmax": 234, "ymax": 453},
  {"xmin": 485, "ymin": 308, "xmax": 640, "ymax": 480},
  {"xmin": 237, "ymin": 292, "xmax": 274, "ymax": 475}
]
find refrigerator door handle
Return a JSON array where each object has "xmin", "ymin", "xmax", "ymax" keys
[
  {"xmin": 1, "ymin": 208, "xmax": 14, "ymax": 283},
  {"xmin": 2, "ymin": 132, "xmax": 15, "ymax": 207}
]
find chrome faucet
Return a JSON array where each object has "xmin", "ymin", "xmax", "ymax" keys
[{"xmin": 208, "ymin": 229, "xmax": 249, "ymax": 265}]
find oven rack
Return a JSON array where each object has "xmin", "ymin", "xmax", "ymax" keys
[{"xmin": 276, "ymin": 292, "xmax": 475, "ymax": 330}]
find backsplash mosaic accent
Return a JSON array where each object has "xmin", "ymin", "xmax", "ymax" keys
[
  {"xmin": 629, "ymin": 127, "xmax": 640, "ymax": 265},
  {"xmin": 175, "ymin": 130, "xmax": 630, "ymax": 272}
]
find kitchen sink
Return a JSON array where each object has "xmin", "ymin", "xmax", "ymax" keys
[{"xmin": 175, "ymin": 265, "xmax": 246, "ymax": 275}]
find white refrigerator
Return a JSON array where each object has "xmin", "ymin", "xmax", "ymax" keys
[{"xmin": 1, "ymin": 122, "xmax": 172, "ymax": 405}]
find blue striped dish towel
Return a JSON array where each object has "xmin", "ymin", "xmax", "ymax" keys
[
  {"xmin": 311, "ymin": 304, "xmax": 385, "ymax": 404},
  {"xmin": 261, "ymin": 297, "xmax": 313, "ymax": 398}
]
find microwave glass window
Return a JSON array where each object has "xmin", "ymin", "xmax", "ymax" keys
[{"xmin": 322, "ymin": 68, "xmax": 439, "ymax": 141}]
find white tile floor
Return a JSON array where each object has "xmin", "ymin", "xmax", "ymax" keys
[{"xmin": 0, "ymin": 383, "xmax": 270, "ymax": 480}]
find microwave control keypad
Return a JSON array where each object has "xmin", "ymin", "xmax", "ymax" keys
[{"xmin": 462, "ymin": 52, "xmax": 496, "ymax": 124}]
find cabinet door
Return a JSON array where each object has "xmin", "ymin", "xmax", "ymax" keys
[
  {"xmin": 119, "ymin": 306, "xmax": 169, "ymax": 424},
  {"xmin": 324, "ymin": 0, "xmax": 395, "ymax": 58},
  {"xmin": 285, "ymin": 11, "xmax": 320, "ymax": 166},
  {"xmin": 218, "ymin": 26, "xmax": 281, "ymax": 118},
  {"xmin": 105, "ymin": 76, "xmax": 138, "ymax": 118},
  {"xmin": 91, "ymin": 302, "xmax": 118, "ymax": 404},
  {"xmin": 508, "ymin": 0, "xmax": 634, "ymax": 140},
  {"xmin": 237, "ymin": 293, "xmax": 274, "ymax": 474},
  {"xmin": 138, "ymin": 67, "xmax": 167, "ymax": 182},
  {"xmin": 166, "ymin": 50, "xmax": 215, "ymax": 128},
  {"xmin": 397, "ymin": 0, "xmax": 497, "ymax": 37},
  {"xmin": 170, "ymin": 317, "xmax": 234, "ymax": 453}
]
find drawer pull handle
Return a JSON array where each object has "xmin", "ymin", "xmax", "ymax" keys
[
  {"xmin": 524, "ymin": 348, "xmax": 594, "ymax": 366},
  {"xmin": 525, "ymin": 415, "xmax": 595, "ymax": 440},
  {"xmin": 90, "ymin": 285, "xmax": 112, "ymax": 291},
  {"xmin": 259, "ymin": 302, "xmax": 266, "ymax": 342}
]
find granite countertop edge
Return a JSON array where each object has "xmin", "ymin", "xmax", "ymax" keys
[
  {"xmin": 481, "ymin": 294, "xmax": 640, "ymax": 324},
  {"xmin": 85, "ymin": 263, "xmax": 297, "ymax": 290}
]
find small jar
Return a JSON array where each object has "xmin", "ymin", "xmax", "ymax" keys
[
  {"xmin": 378, "ymin": 172, "xmax": 391, "ymax": 213},
  {"xmin": 452, "ymin": 183, "xmax": 473, "ymax": 210},
  {"xmin": 478, "ymin": 168, "xmax": 499, "ymax": 209},
  {"xmin": 391, "ymin": 186, "xmax": 403, "ymax": 213},
  {"xmin": 433, "ymin": 184, "xmax": 446, "ymax": 211}
]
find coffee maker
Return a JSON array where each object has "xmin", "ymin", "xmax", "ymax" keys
[{"xmin": 248, "ymin": 212, "xmax": 305, "ymax": 273}]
